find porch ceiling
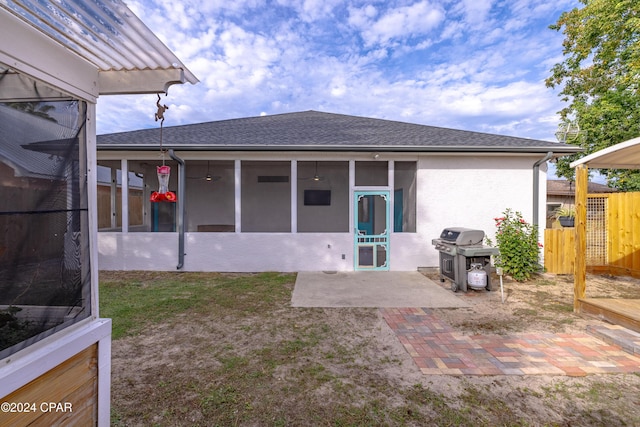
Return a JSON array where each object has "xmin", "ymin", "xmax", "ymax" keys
[{"xmin": 571, "ymin": 136, "xmax": 640, "ymax": 169}]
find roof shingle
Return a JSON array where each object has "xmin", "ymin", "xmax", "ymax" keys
[{"xmin": 97, "ymin": 110, "xmax": 582, "ymax": 154}]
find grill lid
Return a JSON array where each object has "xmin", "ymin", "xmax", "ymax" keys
[{"xmin": 439, "ymin": 227, "xmax": 485, "ymax": 245}]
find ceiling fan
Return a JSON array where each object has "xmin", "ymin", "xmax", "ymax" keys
[
  {"xmin": 188, "ymin": 161, "xmax": 221, "ymax": 182},
  {"xmin": 299, "ymin": 161, "xmax": 326, "ymax": 182}
]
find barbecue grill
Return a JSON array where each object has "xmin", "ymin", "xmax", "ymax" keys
[{"xmin": 431, "ymin": 227, "xmax": 499, "ymax": 292}]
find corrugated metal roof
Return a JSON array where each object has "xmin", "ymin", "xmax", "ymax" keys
[
  {"xmin": 97, "ymin": 110, "xmax": 583, "ymax": 154},
  {"xmin": 0, "ymin": 0, "xmax": 197, "ymax": 85}
]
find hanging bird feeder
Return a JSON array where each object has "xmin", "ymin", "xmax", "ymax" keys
[
  {"xmin": 150, "ymin": 164, "xmax": 176, "ymax": 202},
  {"xmin": 149, "ymin": 94, "xmax": 177, "ymax": 203}
]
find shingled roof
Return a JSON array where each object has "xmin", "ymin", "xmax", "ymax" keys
[
  {"xmin": 97, "ymin": 110, "xmax": 582, "ymax": 154},
  {"xmin": 547, "ymin": 179, "xmax": 615, "ymax": 196}
]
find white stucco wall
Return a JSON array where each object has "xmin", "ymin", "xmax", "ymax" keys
[
  {"xmin": 417, "ymin": 155, "xmax": 547, "ymax": 267},
  {"xmin": 97, "ymin": 153, "xmax": 548, "ymax": 272},
  {"xmin": 99, "ymin": 232, "xmax": 354, "ymax": 272}
]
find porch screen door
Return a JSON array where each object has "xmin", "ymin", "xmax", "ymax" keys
[{"xmin": 354, "ymin": 191, "xmax": 389, "ymax": 270}]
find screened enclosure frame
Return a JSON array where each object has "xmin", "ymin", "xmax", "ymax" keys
[
  {"xmin": 0, "ymin": 65, "xmax": 92, "ymax": 359},
  {"xmin": 97, "ymin": 158, "xmax": 418, "ymax": 236}
]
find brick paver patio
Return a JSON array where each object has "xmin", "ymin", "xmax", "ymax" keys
[{"xmin": 381, "ymin": 307, "xmax": 640, "ymax": 376}]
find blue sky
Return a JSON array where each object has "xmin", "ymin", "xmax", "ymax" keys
[{"xmin": 97, "ymin": 0, "xmax": 582, "ymax": 176}]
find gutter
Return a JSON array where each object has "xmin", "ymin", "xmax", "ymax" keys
[
  {"xmin": 97, "ymin": 144, "xmax": 583, "ymax": 154},
  {"xmin": 532, "ymin": 152, "xmax": 553, "ymax": 229},
  {"xmin": 168, "ymin": 149, "xmax": 185, "ymax": 270}
]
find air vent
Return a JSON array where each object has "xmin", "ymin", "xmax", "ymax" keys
[{"xmin": 257, "ymin": 176, "xmax": 289, "ymax": 183}]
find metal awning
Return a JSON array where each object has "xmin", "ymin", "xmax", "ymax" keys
[
  {"xmin": 0, "ymin": 0, "xmax": 198, "ymax": 96},
  {"xmin": 570, "ymin": 136, "xmax": 640, "ymax": 169}
]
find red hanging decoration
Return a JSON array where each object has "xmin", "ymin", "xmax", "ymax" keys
[
  {"xmin": 150, "ymin": 165, "xmax": 178, "ymax": 202},
  {"xmin": 150, "ymin": 165, "xmax": 177, "ymax": 202},
  {"xmin": 149, "ymin": 94, "xmax": 177, "ymax": 203}
]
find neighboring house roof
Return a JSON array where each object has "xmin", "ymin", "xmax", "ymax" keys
[
  {"xmin": 547, "ymin": 179, "xmax": 615, "ymax": 197},
  {"xmin": 0, "ymin": 0, "xmax": 198, "ymax": 95},
  {"xmin": 0, "ymin": 104, "xmax": 74, "ymax": 179},
  {"xmin": 98, "ymin": 110, "xmax": 583, "ymax": 154}
]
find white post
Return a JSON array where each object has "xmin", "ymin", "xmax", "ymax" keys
[
  {"xmin": 388, "ymin": 160, "xmax": 394, "ymax": 233},
  {"xmin": 349, "ymin": 160, "xmax": 355, "ymax": 233},
  {"xmin": 120, "ymin": 159, "xmax": 129, "ymax": 233},
  {"xmin": 235, "ymin": 160, "xmax": 241, "ymax": 233},
  {"xmin": 110, "ymin": 168, "xmax": 117, "ymax": 229},
  {"xmin": 291, "ymin": 160, "xmax": 297, "ymax": 233}
]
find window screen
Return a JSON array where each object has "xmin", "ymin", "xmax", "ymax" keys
[{"xmin": 0, "ymin": 67, "xmax": 91, "ymax": 359}]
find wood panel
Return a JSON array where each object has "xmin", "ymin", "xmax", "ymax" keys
[
  {"xmin": 578, "ymin": 298, "xmax": 640, "ymax": 333},
  {"xmin": 544, "ymin": 228, "xmax": 575, "ymax": 274},
  {"xmin": 0, "ymin": 344, "xmax": 98, "ymax": 426},
  {"xmin": 574, "ymin": 164, "xmax": 588, "ymax": 309},
  {"xmin": 544, "ymin": 192, "xmax": 640, "ymax": 277},
  {"xmin": 605, "ymin": 192, "xmax": 640, "ymax": 271},
  {"xmin": 97, "ymin": 185, "xmax": 144, "ymax": 229},
  {"xmin": 587, "ymin": 265, "xmax": 640, "ymax": 280}
]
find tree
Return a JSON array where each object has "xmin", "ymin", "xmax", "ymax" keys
[{"xmin": 546, "ymin": 0, "xmax": 640, "ymax": 190}]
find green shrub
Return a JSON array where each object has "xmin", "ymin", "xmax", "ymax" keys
[{"xmin": 486, "ymin": 208, "xmax": 542, "ymax": 282}]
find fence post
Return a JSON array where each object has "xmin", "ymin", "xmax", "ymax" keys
[{"xmin": 574, "ymin": 164, "xmax": 588, "ymax": 311}]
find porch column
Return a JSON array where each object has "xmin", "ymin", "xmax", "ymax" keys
[
  {"xmin": 574, "ymin": 163, "xmax": 588, "ymax": 311},
  {"xmin": 349, "ymin": 160, "xmax": 355, "ymax": 233},
  {"xmin": 120, "ymin": 159, "xmax": 129, "ymax": 233},
  {"xmin": 388, "ymin": 160, "xmax": 394, "ymax": 233},
  {"xmin": 291, "ymin": 160, "xmax": 297, "ymax": 233},
  {"xmin": 110, "ymin": 168, "xmax": 117, "ymax": 229},
  {"xmin": 235, "ymin": 160, "xmax": 241, "ymax": 233}
]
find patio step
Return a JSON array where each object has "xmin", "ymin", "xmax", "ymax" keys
[{"xmin": 586, "ymin": 324, "xmax": 640, "ymax": 356}]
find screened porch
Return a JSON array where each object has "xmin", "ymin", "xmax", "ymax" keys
[{"xmin": 97, "ymin": 159, "xmax": 417, "ymax": 235}]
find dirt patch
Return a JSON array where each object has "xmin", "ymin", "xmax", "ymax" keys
[
  {"xmin": 423, "ymin": 270, "xmax": 640, "ymax": 335},
  {"xmin": 105, "ymin": 271, "xmax": 640, "ymax": 426}
]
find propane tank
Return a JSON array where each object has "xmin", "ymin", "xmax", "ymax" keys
[{"xmin": 467, "ymin": 263, "xmax": 487, "ymax": 290}]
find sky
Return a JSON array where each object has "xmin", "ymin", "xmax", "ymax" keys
[{"xmin": 96, "ymin": 0, "xmax": 583, "ymax": 176}]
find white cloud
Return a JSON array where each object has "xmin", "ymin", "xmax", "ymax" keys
[
  {"xmin": 276, "ymin": 0, "xmax": 343, "ymax": 22},
  {"xmin": 350, "ymin": 1, "xmax": 446, "ymax": 47},
  {"xmin": 96, "ymin": 0, "xmax": 584, "ymax": 144},
  {"xmin": 459, "ymin": 0, "xmax": 495, "ymax": 26}
]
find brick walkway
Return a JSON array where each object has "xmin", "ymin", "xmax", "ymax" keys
[{"xmin": 381, "ymin": 307, "xmax": 640, "ymax": 376}]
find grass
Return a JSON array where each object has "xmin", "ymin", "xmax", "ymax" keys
[
  {"xmin": 102, "ymin": 271, "xmax": 640, "ymax": 426},
  {"xmin": 100, "ymin": 271, "xmax": 292, "ymax": 338}
]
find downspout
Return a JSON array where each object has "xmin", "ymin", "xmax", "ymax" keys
[
  {"xmin": 169, "ymin": 149, "xmax": 185, "ymax": 270},
  {"xmin": 532, "ymin": 152, "xmax": 553, "ymax": 229}
]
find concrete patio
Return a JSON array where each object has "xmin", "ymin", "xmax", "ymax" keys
[{"xmin": 291, "ymin": 271, "xmax": 471, "ymax": 308}]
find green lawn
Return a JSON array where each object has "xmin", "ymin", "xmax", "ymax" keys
[{"xmin": 101, "ymin": 271, "xmax": 640, "ymax": 427}]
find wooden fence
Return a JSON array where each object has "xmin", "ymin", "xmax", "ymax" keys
[
  {"xmin": 97, "ymin": 185, "xmax": 144, "ymax": 229},
  {"xmin": 544, "ymin": 228, "xmax": 575, "ymax": 274},
  {"xmin": 544, "ymin": 191, "xmax": 640, "ymax": 276}
]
